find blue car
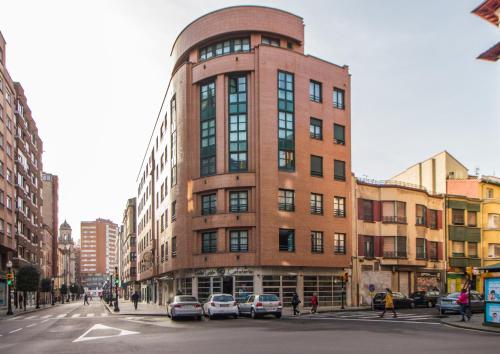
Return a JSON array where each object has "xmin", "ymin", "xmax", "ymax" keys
[{"xmin": 436, "ymin": 291, "xmax": 484, "ymax": 315}]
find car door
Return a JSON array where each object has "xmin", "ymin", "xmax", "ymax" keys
[
  {"xmin": 471, "ymin": 293, "xmax": 483, "ymax": 312},
  {"xmin": 240, "ymin": 295, "xmax": 254, "ymax": 314}
]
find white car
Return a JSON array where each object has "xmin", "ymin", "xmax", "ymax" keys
[{"xmin": 203, "ymin": 294, "xmax": 239, "ymax": 319}]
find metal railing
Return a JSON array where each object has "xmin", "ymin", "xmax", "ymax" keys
[
  {"xmin": 382, "ymin": 216, "xmax": 407, "ymax": 223},
  {"xmin": 383, "ymin": 251, "xmax": 407, "ymax": 259},
  {"xmin": 278, "ymin": 203, "xmax": 295, "ymax": 212},
  {"xmin": 356, "ymin": 177, "xmax": 442, "ymax": 195},
  {"xmin": 310, "ymin": 206, "xmax": 323, "ymax": 214},
  {"xmin": 334, "ymin": 209, "xmax": 346, "ymax": 217}
]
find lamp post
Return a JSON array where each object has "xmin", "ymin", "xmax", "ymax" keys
[
  {"xmin": 6, "ymin": 260, "xmax": 13, "ymax": 315},
  {"xmin": 51, "ymin": 278, "xmax": 55, "ymax": 306},
  {"xmin": 114, "ymin": 266, "xmax": 120, "ymax": 312},
  {"xmin": 108, "ymin": 274, "xmax": 113, "ymax": 306}
]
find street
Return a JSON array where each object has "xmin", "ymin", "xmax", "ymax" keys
[{"xmin": 0, "ymin": 302, "xmax": 498, "ymax": 354}]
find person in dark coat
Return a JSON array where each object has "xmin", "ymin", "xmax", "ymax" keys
[
  {"xmin": 131, "ymin": 291, "xmax": 140, "ymax": 310},
  {"xmin": 292, "ymin": 292, "xmax": 301, "ymax": 316}
]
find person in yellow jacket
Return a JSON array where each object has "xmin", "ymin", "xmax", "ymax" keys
[{"xmin": 380, "ymin": 288, "xmax": 397, "ymax": 318}]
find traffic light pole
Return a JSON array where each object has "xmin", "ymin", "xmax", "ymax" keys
[
  {"xmin": 114, "ymin": 266, "xmax": 120, "ymax": 312},
  {"xmin": 6, "ymin": 261, "xmax": 13, "ymax": 315},
  {"xmin": 341, "ymin": 277, "xmax": 345, "ymax": 310}
]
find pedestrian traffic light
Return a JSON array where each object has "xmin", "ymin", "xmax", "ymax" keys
[{"xmin": 114, "ymin": 277, "xmax": 119, "ymax": 285}]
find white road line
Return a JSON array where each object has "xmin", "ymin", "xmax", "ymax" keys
[
  {"xmin": 87, "ymin": 313, "xmax": 95, "ymax": 317},
  {"xmin": 72, "ymin": 314, "xmax": 81, "ymax": 318},
  {"xmin": 57, "ymin": 314, "xmax": 66, "ymax": 318},
  {"xmin": 41, "ymin": 319, "xmax": 50, "ymax": 323},
  {"xmin": 306, "ymin": 317, "xmax": 440, "ymax": 325},
  {"xmin": 101, "ymin": 313, "xmax": 109, "ymax": 317},
  {"xmin": 25, "ymin": 315, "xmax": 37, "ymax": 320},
  {"xmin": 26, "ymin": 323, "xmax": 36, "ymax": 328},
  {"xmin": 41, "ymin": 315, "xmax": 52, "ymax": 319},
  {"xmin": 9, "ymin": 328, "xmax": 23, "ymax": 333}
]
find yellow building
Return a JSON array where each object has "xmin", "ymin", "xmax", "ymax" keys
[{"xmin": 479, "ymin": 177, "xmax": 500, "ymax": 268}]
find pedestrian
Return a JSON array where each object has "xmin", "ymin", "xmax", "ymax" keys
[
  {"xmin": 131, "ymin": 291, "xmax": 139, "ymax": 310},
  {"xmin": 310, "ymin": 292, "xmax": 318, "ymax": 314},
  {"xmin": 292, "ymin": 292, "xmax": 301, "ymax": 316},
  {"xmin": 380, "ymin": 288, "xmax": 397, "ymax": 318},
  {"xmin": 83, "ymin": 293, "xmax": 90, "ymax": 306},
  {"xmin": 457, "ymin": 289, "xmax": 471, "ymax": 322},
  {"xmin": 19, "ymin": 293, "xmax": 24, "ymax": 310}
]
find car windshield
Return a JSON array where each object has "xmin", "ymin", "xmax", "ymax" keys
[
  {"xmin": 374, "ymin": 293, "xmax": 385, "ymax": 299},
  {"xmin": 213, "ymin": 295, "xmax": 234, "ymax": 302},
  {"xmin": 393, "ymin": 292, "xmax": 405, "ymax": 299},
  {"xmin": 176, "ymin": 296, "xmax": 197, "ymax": 302},
  {"xmin": 260, "ymin": 294, "xmax": 279, "ymax": 302}
]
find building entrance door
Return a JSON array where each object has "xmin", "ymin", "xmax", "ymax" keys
[{"xmin": 223, "ymin": 276, "xmax": 233, "ymax": 295}]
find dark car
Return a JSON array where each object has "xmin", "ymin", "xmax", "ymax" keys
[
  {"xmin": 373, "ymin": 292, "xmax": 415, "ymax": 310},
  {"xmin": 410, "ymin": 290, "xmax": 441, "ymax": 308}
]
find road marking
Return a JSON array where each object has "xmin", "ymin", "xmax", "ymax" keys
[
  {"xmin": 305, "ymin": 317, "xmax": 441, "ymax": 325},
  {"xmin": 9, "ymin": 328, "xmax": 23, "ymax": 333},
  {"xmin": 73, "ymin": 323, "xmax": 139, "ymax": 343},
  {"xmin": 26, "ymin": 323, "xmax": 36, "ymax": 328},
  {"xmin": 87, "ymin": 313, "xmax": 95, "ymax": 317},
  {"xmin": 41, "ymin": 319, "xmax": 50, "ymax": 323},
  {"xmin": 101, "ymin": 313, "xmax": 108, "ymax": 317},
  {"xmin": 25, "ymin": 315, "xmax": 37, "ymax": 319},
  {"xmin": 41, "ymin": 315, "xmax": 52, "ymax": 319},
  {"xmin": 57, "ymin": 314, "xmax": 66, "ymax": 318},
  {"xmin": 125, "ymin": 316, "xmax": 143, "ymax": 320},
  {"xmin": 72, "ymin": 314, "xmax": 81, "ymax": 318}
]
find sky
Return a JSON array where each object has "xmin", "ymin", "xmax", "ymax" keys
[{"xmin": 0, "ymin": 0, "xmax": 498, "ymax": 242}]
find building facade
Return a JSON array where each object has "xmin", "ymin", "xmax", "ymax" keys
[
  {"xmin": 471, "ymin": 0, "xmax": 500, "ymax": 62},
  {"xmin": 136, "ymin": 6, "xmax": 352, "ymax": 308},
  {"xmin": 58, "ymin": 220, "xmax": 75, "ymax": 290},
  {"xmin": 119, "ymin": 198, "xmax": 137, "ymax": 299},
  {"xmin": 353, "ymin": 178, "xmax": 445, "ymax": 305},
  {"xmin": 80, "ymin": 218, "xmax": 118, "ymax": 289},
  {"xmin": 42, "ymin": 172, "xmax": 59, "ymax": 278}
]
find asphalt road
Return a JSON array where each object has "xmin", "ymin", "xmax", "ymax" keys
[{"xmin": 0, "ymin": 302, "xmax": 497, "ymax": 354}]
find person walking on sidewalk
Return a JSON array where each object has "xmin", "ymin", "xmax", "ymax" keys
[
  {"xmin": 83, "ymin": 293, "xmax": 90, "ymax": 306},
  {"xmin": 380, "ymin": 288, "xmax": 397, "ymax": 318},
  {"xmin": 292, "ymin": 292, "xmax": 301, "ymax": 316},
  {"xmin": 457, "ymin": 289, "xmax": 471, "ymax": 322},
  {"xmin": 310, "ymin": 293, "xmax": 319, "ymax": 314},
  {"xmin": 131, "ymin": 291, "xmax": 139, "ymax": 310}
]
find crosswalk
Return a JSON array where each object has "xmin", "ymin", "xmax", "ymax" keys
[
  {"xmin": 6, "ymin": 312, "xmax": 110, "ymax": 321},
  {"xmin": 293, "ymin": 311, "xmax": 441, "ymax": 324}
]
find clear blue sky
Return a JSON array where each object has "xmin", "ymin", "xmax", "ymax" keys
[{"xmin": 0, "ymin": 0, "xmax": 498, "ymax": 239}]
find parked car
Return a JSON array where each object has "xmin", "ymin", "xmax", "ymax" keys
[
  {"xmin": 436, "ymin": 291, "xmax": 484, "ymax": 315},
  {"xmin": 238, "ymin": 294, "xmax": 283, "ymax": 319},
  {"xmin": 372, "ymin": 292, "xmax": 416, "ymax": 310},
  {"xmin": 167, "ymin": 295, "xmax": 203, "ymax": 320},
  {"xmin": 410, "ymin": 290, "xmax": 441, "ymax": 308},
  {"xmin": 203, "ymin": 294, "xmax": 239, "ymax": 319}
]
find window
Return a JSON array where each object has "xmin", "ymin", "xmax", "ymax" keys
[
  {"xmin": 334, "ymin": 233, "xmax": 346, "ymax": 254},
  {"xmin": 383, "ymin": 236, "xmax": 407, "ymax": 258},
  {"xmin": 382, "ymin": 201, "xmax": 406, "ymax": 223},
  {"xmin": 262, "ymin": 37, "xmax": 280, "ymax": 47},
  {"xmin": 429, "ymin": 209, "xmax": 438, "ymax": 229},
  {"xmin": 334, "ymin": 160, "xmax": 346, "ymax": 181},
  {"xmin": 199, "ymin": 38, "xmax": 250, "ymax": 60},
  {"xmin": 171, "ymin": 201, "xmax": 177, "ymax": 222},
  {"xmin": 310, "ymin": 193, "xmax": 323, "ymax": 215},
  {"xmin": 363, "ymin": 199, "xmax": 374, "ymax": 222},
  {"xmin": 334, "ymin": 124, "xmax": 345, "ymax": 145},
  {"xmin": 161, "ymin": 244, "xmax": 165, "ymax": 262},
  {"xmin": 429, "ymin": 241, "xmax": 438, "ymax": 260},
  {"xmin": 172, "ymin": 237, "xmax": 177, "ymax": 257},
  {"xmin": 278, "ymin": 71, "xmax": 295, "ymax": 171},
  {"xmin": 416, "ymin": 205, "xmax": 427, "ymax": 226},
  {"xmin": 486, "ymin": 188, "xmax": 494, "ymax": 198},
  {"xmin": 310, "ymin": 155, "xmax": 323, "ymax": 177},
  {"xmin": 311, "ymin": 231, "xmax": 324, "ymax": 253},
  {"xmin": 278, "ymin": 189, "xmax": 295, "ymax": 211},
  {"xmin": 467, "ymin": 211, "xmax": 477, "ymax": 227},
  {"xmin": 416, "ymin": 238, "xmax": 426, "ymax": 259},
  {"xmin": 200, "ymin": 81, "xmax": 216, "ymax": 176},
  {"xmin": 309, "ymin": 80, "xmax": 322, "ymax": 102},
  {"xmin": 334, "ymin": 196, "xmax": 346, "ymax": 217},
  {"xmin": 6, "ymin": 196, "xmax": 11, "ymax": 210},
  {"xmin": 452, "ymin": 209, "xmax": 464, "ymax": 225},
  {"xmin": 202, "ymin": 232, "xmax": 217, "ymax": 253},
  {"xmin": 6, "ymin": 143, "xmax": 11, "ymax": 157},
  {"xmin": 488, "ymin": 214, "xmax": 500, "ymax": 229},
  {"xmin": 0, "ymin": 133, "xmax": 3, "ymax": 148},
  {"xmin": 488, "ymin": 244, "xmax": 500, "ymax": 258},
  {"xmin": 229, "ymin": 76, "xmax": 248, "ymax": 171},
  {"xmin": 201, "ymin": 194, "xmax": 217, "ymax": 215},
  {"xmin": 230, "ymin": 230, "xmax": 248, "ymax": 252},
  {"xmin": 363, "ymin": 236, "xmax": 375, "ymax": 258},
  {"xmin": 452, "ymin": 241, "xmax": 465, "ymax": 257},
  {"xmin": 468, "ymin": 242, "xmax": 478, "ymax": 258},
  {"xmin": 229, "ymin": 191, "xmax": 248, "ymax": 212},
  {"xmin": 333, "ymin": 87, "xmax": 345, "ymax": 109},
  {"xmin": 279, "ymin": 229, "xmax": 295, "ymax": 252},
  {"xmin": 309, "ymin": 118, "xmax": 322, "ymax": 140}
]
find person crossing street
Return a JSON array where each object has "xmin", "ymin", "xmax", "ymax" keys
[
  {"xmin": 83, "ymin": 293, "xmax": 90, "ymax": 306},
  {"xmin": 380, "ymin": 288, "xmax": 397, "ymax": 318},
  {"xmin": 131, "ymin": 291, "xmax": 139, "ymax": 310},
  {"xmin": 292, "ymin": 292, "xmax": 301, "ymax": 316}
]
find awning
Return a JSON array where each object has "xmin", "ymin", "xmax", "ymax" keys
[{"xmin": 479, "ymin": 263, "xmax": 500, "ymax": 271}]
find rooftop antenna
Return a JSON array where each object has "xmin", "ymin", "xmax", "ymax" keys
[{"xmin": 475, "ymin": 166, "xmax": 480, "ymax": 178}]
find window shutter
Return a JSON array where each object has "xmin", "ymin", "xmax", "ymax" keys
[
  {"xmin": 425, "ymin": 239, "xmax": 431, "ymax": 259},
  {"xmin": 374, "ymin": 201, "xmax": 381, "ymax": 222},
  {"xmin": 426, "ymin": 208, "xmax": 431, "ymax": 227},
  {"xmin": 358, "ymin": 235, "xmax": 365, "ymax": 257},
  {"xmin": 358, "ymin": 198, "xmax": 364, "ymax": 220},
  {"xmin": 374, "ymin": 236, "xmax": 381, "ymax": 257},
  {"xmin": 437, "ymin": 242, "xmax": 444, "ymax": 260},
  {"xmin": 437, "ymin": 210, "xmax": 443, "ymax": 229}
]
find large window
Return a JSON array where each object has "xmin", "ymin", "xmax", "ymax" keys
[
  {"xmin": 311, "ymin": 231, "xmax": 324, "ymax": 253},
  {"xmin": 311, "ymin": 155, "xmax": 323, "ymax": 177},
  {"xmin": 429, "ymin": 209, "xmax": 438, "ymax": 229},
  {"xmin": 309, "ymin": 118, "xmax": 322, "ymax": 140},
  {"xmin": 382, "ymin": 201, "xmax": 406, "ymax": 223},
  {"xmin": 416, "ymin": 205, "xmax": 427, "ymax": 226},
  {"xmin": 334, "ymin": 233, "xmax": 346, "ymax": 254},
  {"xmin": 262, "ymin": 37, "xmax": 280, "ymax": 47},
  {"xmin": 416, "ymin": 238, "xmax": 426, "ymax": 259},
  {"xmin": 230, "ymin": 230, "xmax": 248, "ymax": 252},
  {"xmin": 468, "ymin": 242, "xmax": 478, "ymax": 258},
  {"xmin": 334, "ymin": 160, "xmax": 346, "ymax": 181},
  {"xmin": 452, "ymin": 209, "xmax": 464, "ymax": 225},
  {"xmin": 229, "ymin": 76, "xmax": 248, "ymax": 171},
  {"xmin": 200, "ymin": 82, "xmax": 216, "ymax": 176},
  {"xmin": 279, "ymin": 229, "xmax": 295, "ymax": 252},
  {"xmin": 488, "ymin": 243, "xmax": 500, "ymax": 258},
  {"xmin": 310, "ymin": 193, "xmax": 323, "ymax": 215},
  {"xmin": 333, "ymin": 87, "xmax": 345, "ymax": 109},
  {"xmin": 452, "ymin": 241, "xmax": 465, "ymax": 257},
  {"xmin": 279, "ymin": 189, "xmax": 295, "ymax": 211},
  {"xmin": 202, "ymin": 232, "xmax": 217, "ymax": 253},
  {"xmin": 429, "ymin": 241, "xmax": 438, "ymax": 260},
  {"xmin": 334, "ymin": 124, "xmax": 345, "ymax": 145},
  {"xmin": 362, "ymin": 236, "xmax": 374, "ymax": 258},
  {"xmin": 201, "ymin": 194, "xmax": 217, "ymax": 215},
  {"xmin": 278, "ymin": 71, "xmax": 295, "ymax": 171},
  {"xmin": 467, "ymin": 211, "xmax": 477, "ymax": 227},
  {"xmin": 309, "ymin": 80, "xmax": 322, "ymax": 102},
  {"xmin": 488, "ymin": 214, "xmax": 500, "ymax": 229},
  {"xmin": 172, "ymin": 236, "xmax": 177, "ymax": 257},
  {"xmin": 334, "ymin": 196, "xmax": 346, "ymax": 217},
  {"xmin": 229, "ymin": 191, "xmax": 248, "ymax": 213},
  {"xmin": 199, "ymin": 38, "xmax": 250, "ymax": 61},
  {"xmin": 383, "ymin": 236, "xmax": 407, "ymax": 258},
  {"xmin": 363, "ymin": 199, "xmax": 374, "ymax": 222}
]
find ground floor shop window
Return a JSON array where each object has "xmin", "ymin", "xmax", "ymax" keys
[
  {"xmin": 262, "ymin": 275, "xmax": 297, "ymax": 306},
  {"xmin": 235, "ymin": 276, "xmax": 253, "ymax": 302},
  {"xmin": 304, "ymin": 275, "xmax": 342, "ymax": 307},
  {"xmin": 177, "ymin": 278, "xmax": 192, "ymax": 296}
]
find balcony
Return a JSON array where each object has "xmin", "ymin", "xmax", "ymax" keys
[
  {"xmin": 449, "ymin": 257, "xmax": 481, "ymax": 268},
  {"xmin": 310, "ymin": 206, "xmax": 323, "ymax": 215},
  {"xmin": 448, "ymin": 225, "xmax": 481, "ymax": 242},
  {"xmin": 383, "ymin": 251, "xmax": 407, "ymax": 259},
  {"xmin": 382, "ymin": 216, "xmax": 407, "ymax": 224},
  {"xmin": 334, "ymin": 209, "xmax": 346, "ymax": 217},
  {"xmin": 278, "ymin": 203, "xmax": 295, "ymax": 212}
]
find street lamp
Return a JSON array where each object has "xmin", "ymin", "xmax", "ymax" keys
[
  {"xmin": 108, "ymin": 274, "xmax": 113, "ymax": 306},
  {"xmin": 114, "ymin": 266, "xmax": 120, "ymax": 312},
  {"xmin": 6, "ymin": 260, "xmax": 13, "ymax": 315},
  {"xmin": 51, "ymin": 277, "xmax": 55, "ymax": 306}
]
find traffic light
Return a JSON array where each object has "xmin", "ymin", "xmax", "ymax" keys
[
  {"xmin": 6, "ymin": 272, "xmax": 14, "ymax": 286},
  {"xmin": 343, "ymin": 272, "xmax": 349, "ymax": 283},
  {"xmin": 114, "ymin": 267, "xmax": 119, "ymax": 285}
]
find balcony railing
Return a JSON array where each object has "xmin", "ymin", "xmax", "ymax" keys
[
  {"xmin": 310, "ymin": 206, "xmax": 323, "ymax": 215},
  {"xmin": 416, "ymin": 216, "xmax": 426, "ymax": 226},
  {"xmin": 230, "ymin": 205, "xmax": 248, "ymax": 213},
  {"xmin": 278, "ymin": 203, "xmax": 295, "ymax": 212},
  {"xmin": 334, "ymin": 209, "xmax": 346, "ymax": 217},
  {"xmin": 382, "ymin": 216, "xmax": 407, "ymax": 224},
  {"xmin": 383, "ymin": 251, "xmax": 407, "ymax": 259}
]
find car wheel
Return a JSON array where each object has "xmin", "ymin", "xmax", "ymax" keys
[
  {"xmin": 208, "ymin": 310, "xmax": 213, "ymax": 320},
  {"xmin": 197, "ymin": 315, "xmax": 203, "ymax": 321},
  {"xmin": 251, "ymin": 309, "xmax": 257, "ymax": 319},
  {"xmin": 440, "ymin": 309, "xmax": 445, "ymax": 315},
  {"xmin": 409, "ymin": 302, "xmax": 415, "ymax": 309},
  {"xmin": 275, "ymin": 313, "xmax": 282, "ymax": 319},
  {"xmin": 427, "ymin": 301, "xmax": 433, "ymax": 308}
]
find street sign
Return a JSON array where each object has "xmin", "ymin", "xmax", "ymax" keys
[{"xmin": 368, "ymin": 284, "xmax": 375, "ymax": 292}]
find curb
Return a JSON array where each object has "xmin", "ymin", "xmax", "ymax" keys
[
  {"xmin": 1, "ymin": 303, "xmax": 60, "ymax": 318},
  {"xmin": 441, "ymin": 319, "xmax": 500, "ymax": 334},
  {"xmin": 102, "ymin": 301, "xmax": 167, "ymax": 316}
]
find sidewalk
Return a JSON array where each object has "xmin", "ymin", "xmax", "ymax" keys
[
  {"xmin": 441, "ymin": 314, "xmax": 500, "ymax": 334},
  {"xmin": 0, "ymin": 303, "xmax": 60, "ymax": 318}
]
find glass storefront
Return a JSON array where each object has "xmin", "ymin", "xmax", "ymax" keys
[{"xmin": 304, "ymin": 275, "xmax": 342, "ymax": 307}]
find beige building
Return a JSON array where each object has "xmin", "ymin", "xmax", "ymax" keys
[
  {"xmin": 353, "ymin": 178, "xmax": 446, "ymax": 305},
  {"xmin": 42, "ymin": 172, "xmax": 59, "ymax": 278},
  {"xmin": 58, "ymin": 221, "xmax": 75, "ymax": 292},
  {"xmin": 118, "ymin": 198, "xmax": 137, "ymax": 299}
]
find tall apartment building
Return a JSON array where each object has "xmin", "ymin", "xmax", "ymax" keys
[
  {"xmin": 471, "ymin": 0, "xmax": 500, "ymax": 62},
  {"xmin": 80, "ymin": 218, "xmax": 118, "ymax": 289},
  {"xmin": 136, "ymin": 6, "xmax": 352, "ymax": 308},
  {"xmin": 42, "ymin": 172, "xmax": 59, "ymax": 278},
  {"xmin": 119, "ymin": 198, "xmax": 137, "ymax": 299}
]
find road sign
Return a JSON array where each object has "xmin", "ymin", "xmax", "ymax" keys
[{"xmin": 368, "ymin": 284, "xmax": 375, "ymax": 292}]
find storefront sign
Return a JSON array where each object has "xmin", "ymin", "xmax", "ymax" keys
[
  {"xmin": 484, "ymin": 277, "xmax": 500, "ymax": 327},
  {"xmin": 193, "ymin": 268, "xmax": 254, "ymax": 277}
]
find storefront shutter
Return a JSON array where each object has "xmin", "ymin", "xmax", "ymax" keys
[
  {"xmin": 437, "ymin": 242, "xmax": 444, "ymax": 260},
  {"xmin": 437, "ymin": 210, "xmax": 443, "ymax": 229},
  {"xmin": 358, "ymin": 235, "xmax": 365, "ymax": 257}
]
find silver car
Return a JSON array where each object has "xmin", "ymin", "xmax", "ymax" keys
[
  {"xmin": 238, "ymin": 294, "xmax": 282, "ymax": 319},
  {"xmin": 436, "ymin": 291, "xmax": 484, "ymax": 315},
  {"xmin": 167, "ymin": 295, "xmax": 203, "ymax": 320}
]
